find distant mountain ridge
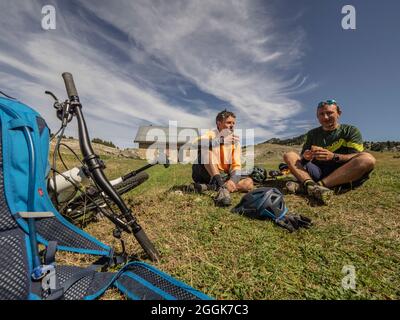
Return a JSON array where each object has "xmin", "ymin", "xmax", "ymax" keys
[
  {"xmin": 261, "ymin": 134, "xmax": 306, "ymax": 146},
  {"xmin": 260, "ymin": 134, "xmax": 400, "ymax": 152}
]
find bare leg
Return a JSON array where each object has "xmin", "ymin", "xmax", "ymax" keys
[
  {"xmin": 322, "ymin": 153, "xmax": 376, "ymax": 188},
  {"xmin": 197, "ymin": 150, "xmax": 233, "ymax": 207},
  {"xmin": 236, "ymin": 177, "xmax": 254, "ymax": 192},
  {"xmin": 283, "ymin": 151, "xmax": 313, "ymax": 184},
  {"xmin": 202, "ymin": 150, "xmax": 253, "ymax": 193}
]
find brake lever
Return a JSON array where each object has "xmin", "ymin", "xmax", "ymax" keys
[
  {"xmin": 45, "ymin": 90, "xmax": 59, "ymax": 102},
  {"xmin": 45, "ymin": 91, "xmax": 64, "ymax": 114}
]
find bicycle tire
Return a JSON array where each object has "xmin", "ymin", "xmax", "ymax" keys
[
  {"xmin": 62, "ymin": 171, "xmax": 149, "ymax": 223},
  {"xmin": 134, "ymin": 228, "xmax": 160, "ymax": 262},
  {"xmin": 114, "ymin": 171, "xmax": 149, "ymax": 196}
]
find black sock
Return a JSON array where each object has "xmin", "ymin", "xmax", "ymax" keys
[{"xmin": 210, "ymin": 174, "xmax": 224, "ymax": 189}]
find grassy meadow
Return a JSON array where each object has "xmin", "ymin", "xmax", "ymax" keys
[{"xmin": 55, "ymin": 146, "xmax": 400, "ymax": 300}]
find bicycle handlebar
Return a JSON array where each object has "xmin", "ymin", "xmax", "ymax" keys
[
  {"xmin": 62, "ymin": 72, "xmax": 79, "ymax": 98},
  {"xmin": 60, "ymin": 72, "xmax": 160, "ymax": 261}
]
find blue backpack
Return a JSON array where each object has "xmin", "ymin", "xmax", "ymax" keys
[{"xmin": 0, "ymin": 96, "xmax": 210, "ymax": 300}]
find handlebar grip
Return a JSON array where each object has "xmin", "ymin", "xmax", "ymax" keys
[{"xmin": 62, "ymin": 72, "xmax": 79, "ymax": 98}]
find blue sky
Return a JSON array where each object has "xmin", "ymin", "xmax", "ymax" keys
[{"xmin": 0, "ymin": 0, "xmax": 398, "ymax": 147}]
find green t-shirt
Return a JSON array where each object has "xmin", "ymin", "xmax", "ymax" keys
[{"xmin": 301, "ymin": 124, "xmax": 364, "ymax": 155}]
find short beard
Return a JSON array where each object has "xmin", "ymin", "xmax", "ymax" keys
[{"xmin": 323, "ymin": 122, "xmax": 338, "ymax": 131}]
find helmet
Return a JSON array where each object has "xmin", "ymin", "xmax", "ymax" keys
[
  {"xmin": 250, "ymin": 166, "xmax": 267, "ymax": 183},
  {"xmin": 231, "ymin": 187, "xmax": 288, "ymax": 221},
  {"xmin": 278, "ymin": 163, "xmax": 289, "ymax": 171}
]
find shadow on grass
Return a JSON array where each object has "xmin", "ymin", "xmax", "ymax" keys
[
  {"xmin": 258, "ymin": 179, "xmax": 288, "ymax": 190},
  {"xmin": 168, "ymin": 179, "xmax": 359, "ymax": 209},
  {"xmin": 260, "ymin": 178, "xmax": 363, "ymax": 206},
  {"xmin": 259, "ymin": 179, "xmax": 327, "ymax": 207},
  {"xmin": 168, "ymin": 183, "xmax": 197, "ymax": 193}
]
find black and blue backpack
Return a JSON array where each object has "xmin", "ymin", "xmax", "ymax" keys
[{"xmin": 0, "ymin": 95, "xmax": 210, "ymax": 300}]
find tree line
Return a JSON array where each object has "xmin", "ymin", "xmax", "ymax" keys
[
  {"xmin": 262, "ymin": 135, "xmax": 400, "ymax": 152},
  {"xmin": 364, "ymin": 141, "xmax": 400, "ymax": 152},
  {"xmin": 49, "ymin": 134, "xmax": 117, "ymax": 149}
]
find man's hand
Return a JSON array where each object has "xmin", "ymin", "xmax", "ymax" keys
[
  {"xmin": 303, "ymin": 150, "xmax": 313, "ymax": 161},
  {"xmin": 221, "ymin": 133, "xmax": 240, "ymax": 144},
  {"xmin": 313, "ymin": 148, "xmax": 334, "ymax": 161},
  {"xmin": 218, "ymin": 129, "xmax": 240, "ymax": 145},
  {"xmin": 223, "ymin": 134, "xmax": 240, "ymax": 144},
  {"xmin": 224, "ymin": 180, "xmax": 237, "ymax": 192}
]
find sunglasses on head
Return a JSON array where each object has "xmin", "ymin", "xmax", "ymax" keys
[{"xmin": 318, "ymin": 99, "xmax": 337, "ymax": 108}]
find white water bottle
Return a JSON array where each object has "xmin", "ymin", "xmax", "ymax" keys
[{"xmin": 48, "ymin": 167, "xmax": 89, "ymax": 202}]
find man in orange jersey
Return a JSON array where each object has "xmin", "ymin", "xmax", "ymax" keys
[{"xmin": 192, "ymin": 109, "xmax": 254, "ymax": 206}]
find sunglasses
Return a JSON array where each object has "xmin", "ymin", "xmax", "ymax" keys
[{"xmin": 318, "ymin": 99, "xmax": 337, "ymax": 108}]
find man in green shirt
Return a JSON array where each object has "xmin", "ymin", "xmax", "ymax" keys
[{"xmin": 283, "ymin": 99, "xmax": 376, "ymax": 204}]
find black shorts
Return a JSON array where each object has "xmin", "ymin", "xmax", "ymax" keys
[
  {"xmin": 192, "ymin": 164, "xmax": 230, "ymax": 184},
  {"xmin": 302, "ymin": 160, "xmax": 372, "ymax": 190}
]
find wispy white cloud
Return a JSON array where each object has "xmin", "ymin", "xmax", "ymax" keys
[
  {"xmin": 81, "ymin": 0, "xmax": 315, "ymax": 139},
  {"xmin": 0, "ymin": 0, "xmax": 313, "ymax": 147}
]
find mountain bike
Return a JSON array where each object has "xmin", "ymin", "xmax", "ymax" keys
[
  {"xmin": 45, "ymin": 73, "xmax": 162, "ymax": 261},
  {"xmin": 48, "ymin": 146, "xmax": 169, "ymax": 225}
]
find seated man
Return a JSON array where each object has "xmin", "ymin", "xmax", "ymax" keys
[
  {"xmin": 283, "ymin": 99, "xmax": 376, "ymax": 204},
  {"xmin": 192, "ymin": 109, "xmax": 254, "ymax": 206}
]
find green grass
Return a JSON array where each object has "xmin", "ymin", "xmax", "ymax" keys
[{"xmin": 55, "ymin": 151, "xmax": 400, "ymax": 300}]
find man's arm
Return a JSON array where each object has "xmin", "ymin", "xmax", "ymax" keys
[
  {"xmin": 229, "ymin": 143, "xmax": 242, "ymax": 184},
  {"xmin": 300, "ymin": 132, "xmax": 314, "ymax": 161},
  {"xmin": 192, "ymin": 129, "xmax": 239, "ymax": 150},
  {"xmin": 314, "ymin": 126, "xmax": 365, "ymax": 162},
  {"xmin": 301, "ymin": 133, "xmax": 312, "ymax": 156},
  {"xmin": 332, "ymin": 126, "xmax": 364, "ymax": 162},
  {"xmin": 345, "ymin": 126, "xmax": 364, "ymax": 153},
  {"xmin": 331, "ymin": 153, "xmax": 359, "ymax": 163},
  {"xmin": 191, "ymin": 131, "xmax": 220, "ymax": 151}
]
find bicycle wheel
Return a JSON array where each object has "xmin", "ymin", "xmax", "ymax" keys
[
  {"xmin": 62, "ymin": 171, "xmax": 149, "ymax": 223},
  {"xmin": 113, "ymin": 171, "xmax": 149, "ymax": 196}
]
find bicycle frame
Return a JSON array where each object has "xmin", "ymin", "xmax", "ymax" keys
[
  {"xmin": 49, "ymin": 154, "xmax": 169, "ymax": 203},
  {"xmin": 53, "ymin": 73, "xmax": 160, "ymax": 261}
]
